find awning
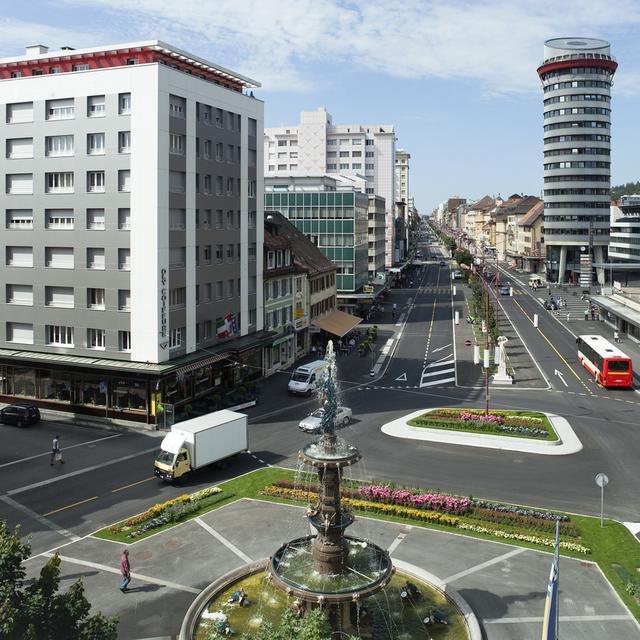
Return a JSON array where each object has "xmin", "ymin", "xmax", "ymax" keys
[
  {"xmin": 174, "ymin": 353, "xmax": 230, "ymax": 377},
  {"xmin": 312, "ymin": 310, "xmax": 363, "ymax": 337}
]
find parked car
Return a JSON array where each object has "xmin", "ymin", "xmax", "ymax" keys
[
  {"xmin": 0, "ymin": 404, "xmax": 40, "ymax": 427},
  {"xmin": 499, "ymin": 286, "xmax": 511, "ymax": 296},
  {"xmin": 298, "ymin": 406, "xmax": 353, "ymax": 433}
]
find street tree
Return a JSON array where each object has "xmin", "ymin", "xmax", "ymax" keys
[{"xmin": 0, "ymin": 521, "xmax": 118, "ymax": 640}]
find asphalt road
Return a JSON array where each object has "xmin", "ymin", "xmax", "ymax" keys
[{"xmin": 2, "ymin": 240, "xmax": 639, "ymax": 559}]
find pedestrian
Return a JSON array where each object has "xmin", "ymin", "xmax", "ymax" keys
[
  {"xmin": 50, "ymin": 435, "xmax": 63, "ymax": 466},
  {"xmin": 311, "ymin": 344, "xmax": 317, "ymax": 357},
  {"xmin": 119, "ymin": 549, "xmax": 131, "ymax": 592},
  {"xmin": 591, "ymin": 307, "xmax": 596, "ymax": 321},
  {"xmin": 584, "ymin": 309, "xmax": 589, "ymax": 321},
  {"xmin": 548, "ymin": 286, "xmax": 552, "ymax": 296},
  {"xmin": 566, "ymin": 312, "xmax": 571, "ymax": 323},
  {"xmin": 614, "ymin": 330, "xmax": 620, "ymax": 343}
]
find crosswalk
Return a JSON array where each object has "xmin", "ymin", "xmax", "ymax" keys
[
  {"xmin": 419, "ymin": 287, "xmax": 452, "ymax": 294},
  {"xmin": 419, "ymin": 355, "xmax": 456, "ymax": 387}
]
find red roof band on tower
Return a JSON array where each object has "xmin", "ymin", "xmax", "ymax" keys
[{"xmin": 537, "ymin": 57, "xmax": 618, "ymax": 82}]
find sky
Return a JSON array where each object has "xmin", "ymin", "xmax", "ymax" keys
[{"xmin": 3, "ymin": 0, "xmax": 640, "ymax": 213}]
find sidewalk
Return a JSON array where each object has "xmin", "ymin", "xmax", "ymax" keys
[{"xmin": 453, "ymin": 278, "xmax": 547, "ymax": 389}]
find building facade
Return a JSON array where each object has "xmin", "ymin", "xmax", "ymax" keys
[
  {"xmin": 610, "ymin": 196, "xmax": 640, "ymax": 264},
  {"xmin": 264, "ymin": 176, "xmax": 368, "ymax": 296},
  {"xmin": 395, "ymin": 148, "xmax": 410, "ymax": 210},
  {"xmin": 0, "ymin": 40, "xmax": 266, "ymax": 422},
  {"xmin": 264, "ymin": 107, "xmax": 396, "ymax": 267},
  {"xmin": 367, "ymin": 195, "xmax": 386, "ymax": 282},
  {"xmin": 538, "ymin": 37, "xmax": 617, "ymax": 285}
]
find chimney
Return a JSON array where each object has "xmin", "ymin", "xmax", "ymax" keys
[{"xmin": 25, "ymin": 44, "xmax": 48, "ymax": 56}]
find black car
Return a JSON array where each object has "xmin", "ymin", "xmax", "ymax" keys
[
  {"xmin": 0, "ymin": 404, "xmax": 40, "ymax": 427},
  {"xmin": 439, "ymin": 260, "xmax": 445, "ymax": 267}
]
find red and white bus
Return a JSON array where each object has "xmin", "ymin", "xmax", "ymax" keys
[{"xmin": 576, "ymin": 334, "xmax": 633, "ymax": 388}]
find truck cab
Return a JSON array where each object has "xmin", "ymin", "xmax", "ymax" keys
[{"xmin": 154, "ymin": 432, "xmax": 191, "ymax": 481}]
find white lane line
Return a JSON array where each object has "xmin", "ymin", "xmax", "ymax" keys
[
  {"xmin": 484, "ymin": 615, "xmax": 632, "ymax": 624},
  {"xmin": 0, "ymin": 434, "xmax": 123, "ymax": 469},
  {"xmin": 421, "ymin": 367, "xmax": 456, "ymax": 379},
  {"xmin": 7, "ymin": 446, "xmax": 159, "ymax": 496},
  {"xmin": 431, "ymin": 353, "xmax": 454, "ymax": 365},
  {"xmin": 195, "ymin": 517, "xmax": 253, "ymax": 563},
  {"xmin": 419, "ymin": 377, "xmax": 456, "ymax": 388},
  {"xmin": 395, "ymin": 314, "xmax": 405, "ymax": 327},
  {"xmin": 443, "ymin": 547, "xmax": 527, "ymax": 584},
  {"xmin": 426, "ymin": 358, "xmax": 454, "ymax": 368},
  {"xmin": 42, "ymin": 553, "xmax": 200, "ymax": 594},
  {"xmin": 387, "ymin": 532, "xmax": 409, "ymax": 555},
  {"xmin": 0, "ymin": 495, "xmax": 81, "ymax": 543}
]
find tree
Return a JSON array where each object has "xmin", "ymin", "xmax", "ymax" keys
[
  {"xmin": 454, "ymin": 249, "xmax": 473, "ymax": 267},
  {"xmin": 0, "ymin": 521, "xmax": 118, "ymax": 640}
]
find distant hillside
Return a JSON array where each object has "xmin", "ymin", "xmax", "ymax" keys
[{"xmin": 612, "ymin": 181, "xmax": 640, "ymax": 200}]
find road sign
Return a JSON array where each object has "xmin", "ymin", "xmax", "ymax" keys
[{"xmin": 595, "ymin": 473, "xmax": 608, "ymax": 488}]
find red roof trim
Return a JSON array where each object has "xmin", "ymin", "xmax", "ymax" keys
[{"xmin": 537, "ymin": 58, "xmax": 618, "ymax": 80}]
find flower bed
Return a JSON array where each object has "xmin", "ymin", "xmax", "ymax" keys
[
  {"xmin": 408, "ymin": 409, "xmax": 556, "ymax": 440},
  {"xmin": 259, "ymin": 485, "xmax": 589, "ymax": 554},
  {"xmin": 109, "ymin": 486, "xmax": 223, "ymax": 539}
]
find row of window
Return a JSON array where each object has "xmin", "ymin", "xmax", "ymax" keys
[
  {"xmin": 265, "ymin": 306, "xmax": 293, "ymax": 330},
  {"xmin": 5, "ymin": 132, "xmax": 130, "ymax": 159},
  {"xmin": 6, "ymin": 171, "xmax": 130, "ymax": 194},
  {"xmin": 543, "ymin": 120, "xmax": 610, "ymax": 132},
  {"xmin": 544, "ymin": 134, "xmax": 611, "ymax": 144},
  {"xmin": 5, "ymin": 207, "xmax": 130, "ymax": 230},
  {"xmin": 544, "ymin": 228, "xmax": 609, "ymax": 235},
  {"xmin": 169, "ymin": 171, "xmax": 255, "ymax": 198},
  {"xmin": 264, "ymin": 278, "xmax": 291, "ymax": 301},
  {"xmin": 9, "ymin": 60, "xmax": 139, "ymax": 78},
  {"xmin": 543, "ymin": 80, "xmax": 611, "ymax": 92},
  {"xmin": 544, "ymin": 147, "xmax": 610, "ymax": 158},
  {"xmin": 311, "ymin": 295, "xmax": 336, "ymax": 319},
  {"xmin": 5, "ymin": 95, "xmax": 131, "ymax": 123},
  {"xmin": 544, "ymin": 107, "xmax": 610, "ymax": 118},
  {"xmin": 5, "ymin": 246, "xmax": 130, "ymax": 270},
  {"xmin": 310, "ymin": 272, "xmax": 335, "ymax": 294},
  {"xmin": 265, "ymin": 249, "xmax": 292, "ymax": 270},
  {"xmin": 541, "ymin": 67, "xmax": 612, "ymax": 80},
  {"xmin": 544, "ymin": 202, "xmax": 610, "ymax": 209},
  {"xmin": 172, "ymin": 96, "xmax": 244, "ymax": 132},
  {"xmin": 543, "ymin": 94, "xmax": 610, "ymax": 106},
  {"xmin": 610, "ymin": 234, "xmax": 640, "ymax": 244},
  {"xmin": 5, "ymin": 322, "xmax": 131, "ymax": 351},
  {"xmin": 544, "ymin": 174, "xmax": 610, "ymax": 183},
  {"xmin": 326, "ymin": 163, "xmax": 372, "ymax": 171},
  {"xmin": 544, "ymin": 161, "xmax": 610, "ymax": 170},
  {"xmin": 5, "ymin": 284, "xmax": 130, "ymax": 311},
  {"xmin": 543, "ymin": 188, "xmax": 611, "ymax": 196}
]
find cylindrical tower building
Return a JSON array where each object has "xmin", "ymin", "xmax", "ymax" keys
[{"xmin": 537, "ymin": 38, "xmax": 617, "ymax": 285}]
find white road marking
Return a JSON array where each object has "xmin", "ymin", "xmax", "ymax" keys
[
  {"xmin": 427, "ymin": 358, "xmax": 454, "ymax": 368},
  {"xmin": 0, "ymin": 495, "xmax": 81, "ymax": 542},
  {"xmin": 421, "ymin": 367, "xmax": 455, "ymax": 378},
  {"xmin": 0, "ymin": 433, "xmax": 123, "ymax": 469},
  {"xmin": 387, "ymin": 532, "xmax": 409, "ymax": 555},
  {"xmin": 6, "ymin": 446, "xmax": 159, "ymax": 497},
  {"xmin": 443, "ymin": 547, "xmax": 527, "ymax": 583},
  {"xmin": 431, "ymin": 353, "xmax": 454, "ymax": 365},
  {"xmin": 195, "ymin": 517, "xmax": 253, "ymax": 563},
  {"xmin": 419, "ymin": 377, "xmax": 456, "ymax": 388},
  {"xmin": 432, "ymin": 344, "xmax": 452, "ymax": 353},
  {"xmin": 42, "ymin": 552, "xmax": 200, "ymax": 594},
  {"xmin": 484, "ymin": 615, "xmax": 632, "ymax": 624},
  {"xmin": 395, "ymin": 373, "xmax": 407, "ymax": 381}
]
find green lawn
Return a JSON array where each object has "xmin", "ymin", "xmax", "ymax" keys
[
  {"xmin": 91, "ymin": 466, "xmax": 640, "ymax": 622},
  {"xmin": 407, "ymin": 409, "xmax": 558, "ymax": 441}
]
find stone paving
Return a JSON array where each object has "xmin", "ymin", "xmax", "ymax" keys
[{"xmin": 23, "ymin": 499, "xmax": 640, "ymax": 640}]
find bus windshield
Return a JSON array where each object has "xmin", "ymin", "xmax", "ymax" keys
[{"xmin": 607, "ymin": 360, "xmax": 630, "ymax": 372}]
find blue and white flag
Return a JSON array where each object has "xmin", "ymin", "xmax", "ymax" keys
[{"xmin": 541, "ymin": 519, "xmax": 560, "ymax": 640}]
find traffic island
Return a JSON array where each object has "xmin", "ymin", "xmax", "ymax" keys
[{"xmin": 381, "ymin": 408, "xmax": 583, "ymax": 455}]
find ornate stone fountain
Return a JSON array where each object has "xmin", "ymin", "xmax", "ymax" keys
[{"xmin": 268, "ymin": 341, "xmax": 394, "ymax": 635}]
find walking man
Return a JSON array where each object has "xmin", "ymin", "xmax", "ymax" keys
[
  {"xmin": 566, "ymin": 312, "xmax": 571, "ymax": 323},
  {"xmin": 614, "ymin": 330, "xmax": 620, "ymax": 343},
  {"xmin": 50, "ymin": 435, "xmax": 63, "ymax": 466},
  {"xmin": 584, "ymin": 308, "xmax": 589, "ymax": 321},
  {"xmin": 119, "ymin": 549, "xmax": 131, "ymax": 592}
]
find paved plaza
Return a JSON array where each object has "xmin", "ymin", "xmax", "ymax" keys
[{"xmin": 24, "ymin": 499, "xmax": 640, "ymax": 640}]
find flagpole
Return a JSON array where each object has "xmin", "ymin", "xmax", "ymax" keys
[{"xmin": 555, "ymin": 518, "xmax": 560, "ymax": 639}]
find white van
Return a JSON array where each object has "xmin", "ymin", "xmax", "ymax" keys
[
  {"xmin": 288, "ymin": 360, "xmax": 328, "ymax": 396},
  {"xmin": 528, "ymin": 275, "xmax": 544, "ymax": 289}
]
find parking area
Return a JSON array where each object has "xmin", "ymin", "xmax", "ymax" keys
[{"xmin": 23, "ymin": 499, "xmax": 639, "ymax": 640}]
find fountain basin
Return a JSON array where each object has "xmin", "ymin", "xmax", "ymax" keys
[
  {"xmin": 269, "ymin": 534, "xmax": 394, "ymax": 603},
  {"xmin": 301, "ymin": 438, "xmax": 362, "ymax": 466}
]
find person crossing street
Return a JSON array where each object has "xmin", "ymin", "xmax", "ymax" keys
[{"xmin": 50, "ymin": 435, "xmax": 64, "ymax": 466}]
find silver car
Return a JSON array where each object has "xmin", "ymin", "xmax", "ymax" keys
[{"xmin": 298, "ymin": 406, "xmax": 353, "ymax": 433}]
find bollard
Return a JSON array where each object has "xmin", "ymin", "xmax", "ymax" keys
[
  {"xmin": 453, "ymin": 285, "xmax": 457, "ymax": 296},
  {"xmin": 533, "ymin": 313, "xmax": 539, "ymax": 328},
  {"xmin": 370, "ymin": 368, "xmax": 375, "ymax": 377},
  {"xmin": 509, "ymin": 287, "xmax": 514, "ymax": 296},
  {"xmin": 454, "ymin": 310, "xmax": 459, "ymax": 325},
  {"xmin": 483, "ymin": 350, "xmax": 490, "ymax": 369},
  {"xmin": 474, "ymin": 345, "xmax": 480, "ymax": 365}
]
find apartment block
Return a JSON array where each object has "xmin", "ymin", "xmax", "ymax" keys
[
  {"xmin": 264, "ymin": 107, "xmax": 396, "ymax": 267},
  {"xmin": 0, "ymin": 41, "xmax": 265, "ymax": 422}
]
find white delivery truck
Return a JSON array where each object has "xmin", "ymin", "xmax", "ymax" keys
[
  {"xmin": 287, "ymin": 360, "xmax": 328, "ymax": 396},
  {"xmin": 154, "ymin": 409, "xmax": 248, "ymax": 482}
]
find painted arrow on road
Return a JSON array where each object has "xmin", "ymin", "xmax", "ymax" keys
[{"xmin": 554, "ymin": 369, "xmax": 568, "ymax": 387}]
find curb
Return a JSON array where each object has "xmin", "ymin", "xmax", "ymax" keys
[{"xmin": 381, "ymin": 408, "xmax": 583, "ymax": 455}]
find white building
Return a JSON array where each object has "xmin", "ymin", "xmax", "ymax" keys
[
  {"xmin": 610, "ymin": 195, "xmax": 640, "ymax": 264},
  {"xmin": 264, "ymin": 107, "xmax": 396, "ymax": 266},
  {"xmin": 395, "ymin": 148, "xmax": 410, "ymax": 208},
  {"xmin": 0, "ymin": 40, "xmax": 264, "ymax": 422}
]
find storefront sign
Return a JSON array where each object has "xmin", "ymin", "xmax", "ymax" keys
[
  {"xmin": 160, "ymin": 268, "xmax": 168, "ymax": 338},
  {"xmin": 363, "ymin": 284, "xmax": 374, "ymax": 294},
  {"xmin": 295, "ymin": 316, "xmax": 309, "ymax": 330}
]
